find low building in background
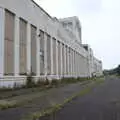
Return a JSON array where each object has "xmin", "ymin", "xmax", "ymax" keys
[{"xmin": 0, "ymin": 0, "xmax": 102, "ymax": 87}]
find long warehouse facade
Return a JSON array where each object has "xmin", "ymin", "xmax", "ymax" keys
[{"xmin": 0, "ymin": 0, "xmax": 102, "ymax": 87}]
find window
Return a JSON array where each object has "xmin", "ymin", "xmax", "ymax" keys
[
  {"xmin": 62, "ymin": 44, "xmax": 65, "ymax": 75},
  {"xmin": 66, "ymin": 46, "xmax": 68, "ymax": 75},
  {"xmin": 58, "ymin": 41, "xmax": 61, "ymax": 75},
  {"xmin": 31, "ymin": 25, "xmax": 37, "ymax": 75},
  {"xmin": 19, "ymin": 18, "xmax": 27, "ymax": 75},
  {"xmin": 40, "ymin": 30, "xmax": 44, "ymax": 75},
  {"xmin": 53, "ymin": 38, "xmax": 56, "ymax": 75},
  {"xmin": 4, "ymin": 10, "xmax": 15, "ymax": 75},
  {"xmin": 47, "ymin": 34, "xmax": 51, "ymax": 75}
]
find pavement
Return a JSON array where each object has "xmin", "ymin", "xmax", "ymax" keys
[
  {"xmin": 42, "ymin": 76, "xmax": 120, "ymax": 120},
  {"xmin": 0, "ymin": 80, "xmax": 92, "ymax": 120}
]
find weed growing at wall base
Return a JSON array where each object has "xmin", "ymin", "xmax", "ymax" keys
[{"xmin": 22, "ymin": 78, "xmax": 104, "ymax": 120}]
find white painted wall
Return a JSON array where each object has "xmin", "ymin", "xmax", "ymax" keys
[
  {"xmin": 0, "ymin": 0, "xmax": 88, "ymax": 58},
  {"xmin": 0, "ymin": 7, "xmax": 4, "ymax": 77},
  {"xmin": 0, "ymin": 0, "xmax": 103, "ymax": 88}
]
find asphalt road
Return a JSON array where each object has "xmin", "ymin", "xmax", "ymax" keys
[{"xmin": 41, "ymin": 76, "xmax": 120, "ymax": 120}]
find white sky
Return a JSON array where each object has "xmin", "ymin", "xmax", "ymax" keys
[{"xmin": 34, "ymin": 0, "xmax": 120, "ymax": 69}]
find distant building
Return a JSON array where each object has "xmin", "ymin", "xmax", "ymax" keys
[
  {"xmin": 83, "ymin": 44, "xmax": 103, "ymax": 77},
  {"xmin": 0, "ymin": 0, "xmax": 102, "ymax": 87}
]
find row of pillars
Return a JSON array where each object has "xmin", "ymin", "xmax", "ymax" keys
[{"xmin": 0, "ymin": 8, "xmax": 87, "ymax": 78}]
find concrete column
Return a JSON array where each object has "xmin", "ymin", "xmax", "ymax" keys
[
  {"xmin": 78, "ymin": 54, "xmax": 79, "ymax": 76},
  {"xmin": 27, "ymin": 23, "xmax": 31, "ymax": 74},
  {"xmin": 75, "ymin": 52, "xmax": 77, "ymax": 76},
  {"xmin": 73, "ymin": 50, "xmax": 75, "ymax": 77},
  {"xmin": 44, "ymin": 33, "xmax": 47, "ymax": 76},
  {"xmin": 14, "ymin": 16, "xmax": 20, "ymax": 76},
  {"xmin": 67, "ymin": 47, "xmax": 70, "ymax": 77},
  {"xmin": 72, "ymin": 50, "xmax": 74, "ymax": 76},
  {"xmin": 0, "ymin": 8, "xmax": 5, "ymax": 77},
  {"xmin": 75, "ymin": 53, "xmax": 78, "ymax": 76},
  {"xmin": 70, "ymin": 48, "xmax": 72, "ymax": 76},
  {"xmin": 71, "ymin": 50, "xmax": 73, "ymax": 76},
  {"xmin": 36, "ymin": 28, "xmax": 40, "ymax": 76},
  {"xmin": 77, "ymin": 54, "xmax": 79, "ymax": 76},
  {"xmin": 78, "ymin": 54, "xmax": 80, "ymax": 76},
  {"xmin": 56, "ymin": 40, "xmax": 58, "ymax": 76},
  {"xmin": 64, "ymin": 45, "xmax": 66, "ymax": 77},
  {"xmin": 73, "ymin": 51, "xmax": 75, "ymax": 76},
  {"xmin": 78, "ymin": 55, "xmax": 80, "ymax": 76},
  {"xmin": 73, "ymin": 51, "xmax": 74, "ymax": 76},
  {"xmin": 74, "ymin": 51, "xmax": 76, "ymax": 76},
  {"xmin": 50, "ymin": 37, "xmax": 53, "ymax": 75},
  {"xmin": 69, "ymin": 48, "xmax": 71, "ymax": 76},
  {"xmin": 71, "ymin": 50, "xmax": 72, "ymax": 76},
  {"xmin": 60, "ymin": 43, "xmax": 63, "ymax": 76}
]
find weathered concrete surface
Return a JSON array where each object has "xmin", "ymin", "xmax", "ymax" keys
[
  {"xmin": 44, "ymin": 76, "xmax": 120, "ymax": 120},
  {"xmin": 0, "ymin": 81, "xmax": 92, "ymax": 120}
]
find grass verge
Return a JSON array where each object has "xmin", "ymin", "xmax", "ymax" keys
[
  {"xmin": 0, "ymin": 101, "xmax": 17, "ymax": 110},
  {"xmin": 22, "ymin": 78, "xmax": 104, "ymax": 120}
]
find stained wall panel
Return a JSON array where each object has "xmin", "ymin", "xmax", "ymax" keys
[
  {"xmin": 47, "ymin": 34, "xmax": 51, "ymax": 75},
  {"xmin": 31, "ymin": 25, "xmax": 36, "ymax": 75},
  {"xmin": 62, "ymin": 44, "xmax": 64, "ymax": 75},
  {"xmin": 40, "ymin": 30, "xmax": 44, "ymax": 75},
  {"xmin": 66, "ymin": 46, "xmax": 68, "ymax": 75},
  {"xmin": 4, "ymin": 10, "xmax": 14, "ymax": 75},
  {"xmin": 58, "ymin": 41, "xmax": 61, "ymax": 75},
  {"xmin": 19, "ymin": 18, "xmax": 27, "ymax": 75},
  {"xmin": 53, "ymin": 38, "xmax": 56, "ymax": 75}
]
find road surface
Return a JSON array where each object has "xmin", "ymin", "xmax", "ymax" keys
[{"xmin": 41, "ymin": 76, "xmax": 120, "ymax": 120}]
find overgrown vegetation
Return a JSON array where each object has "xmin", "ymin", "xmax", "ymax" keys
[
  {"xmin": 25, "ymin": 76, "xmax": 93, "ymax": 89},
  {"xmin": 0, "ymin": 76, "xmax": 101, "ymax": 92},
  {"xmin": 0, "ymin": 76, "xmax": 104, "ymax": 111},
  {"xmin": 26, "ymin": 73, "xmax": 35, "ymax": 88},
  {"xmin": 23, "ymin": 78, "xmax": 104, "ymax": 120},
  {"xmin": 0, "ymin": 101, "xmax": 17, "ymax": 110},
  {"xmin": 103, "ymin": 64, "xmax": 120, "ymax": 76}
]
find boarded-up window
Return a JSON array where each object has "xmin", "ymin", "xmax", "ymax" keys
[
  {"xmin": 66, "ymin": 46, "xmax": 68, "ymax": 75},
  {"xmin": 76, "ymin": 52, "xmax": 78, "ymax": 75},
  {"xmin": 72, "ymin": 50, "xmax": 74, "ymax": 74},
  {"xmin": 53, "ymin": 38, "xmax": 56, "ymax": 75},
  {"xmin": 31, "ymin": 25, "xmax": 36, "ymax": 75},
  {"xmin": 58, "ymin": 41, "xmax": 61, "ymax": 75},
  {"xmin": 19, "ymin": 18, "xmax": 27, "ymax": 75},
  {"xmin": 47, "ymin": 34, "xmax": 51, "ymax": 75},
  {"xmin": 71, "ymin": 49, "xmax": 73, "ymax": 75},
  {"xmin": 71, "ymin": 50, "xmax": 73, "ymax": 75},
  {"xmin": 69, "ymin": 48, "xmax": 71, "ymax": 75},
  {"xmin": 4, "ymin": 10, "xmax": 15, "ymax": 75},
  {"xmin": 40, "ymin": 30, "xmax": 44, "ymax": 75},
  {"xmin": 74, "ymin": 52, "xmax": 77, "ymax": 75},
  {"xmin": 74, "ymin": 51, "xmax": 75, "ymax": 75},
  {"xmin": 62, "ymin": 44, "xmax": 64, "ymax": 75}
]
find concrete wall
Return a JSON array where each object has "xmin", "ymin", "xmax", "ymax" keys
[
  {"xmin": 0, "ymin": 0, "xmax": 87, "ymax": 57},
  {"xmin": 59, "ymin": 17, "xmax": 82, "ymax": 44},
  {"xmin": 0, "ymin": 7, "xmax": 4, "ymax": 77},
  {"xmin": 93, "ymin": 57, "xmax": 103, "ymax": 76},
  {"xmin": 0, "ymin": 0, "xmax": 102, "ymax": 87}
]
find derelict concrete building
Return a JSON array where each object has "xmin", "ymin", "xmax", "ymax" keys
[{"xmin": 0, "ymin": 0, "xmax": 102, "ymax": 87}]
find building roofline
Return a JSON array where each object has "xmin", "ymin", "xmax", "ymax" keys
[{"xmin": 31, "ymin": 0, "xmax": 53, "ymax": 20}]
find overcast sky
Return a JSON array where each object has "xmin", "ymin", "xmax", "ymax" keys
[{"xmin": 34, "ymin": 0, "xmax": 120, "ymax": 69}]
